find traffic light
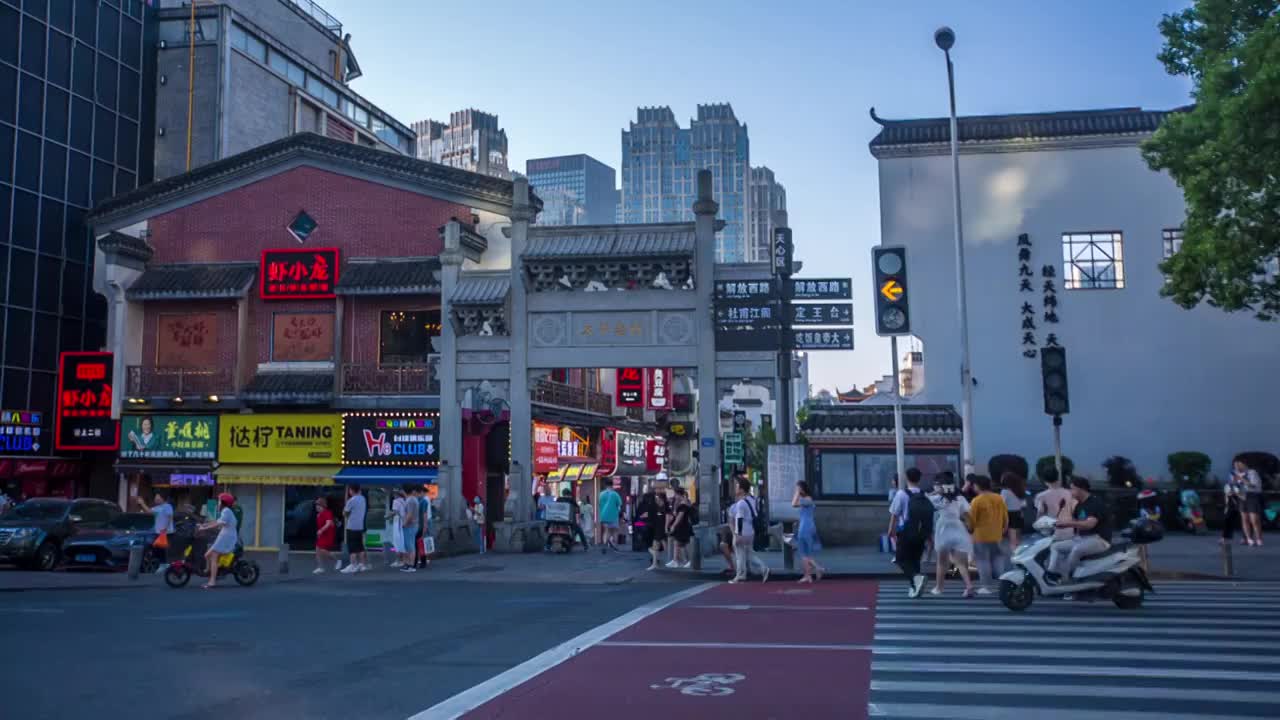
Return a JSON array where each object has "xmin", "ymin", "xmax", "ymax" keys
[
  {"xmin": 872, "ymin": 246, "xmax": 910, "ymax": 336},
  {"xmin": 1041, "ymin": 347, "xmax": 1070, "ymax": 416}
]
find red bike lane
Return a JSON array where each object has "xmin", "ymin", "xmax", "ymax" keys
[{"xmin": 456, "ymin": 580, "xmax": 877, "ymax": 719}]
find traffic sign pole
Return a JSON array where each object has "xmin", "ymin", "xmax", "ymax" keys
[
  {"xmin": 891, "ymin": 336, "xmax": 906, "ymax": 494},
  {"xmin": 774, "ymin": 227, "xmax": 795, "ymax": 571}
]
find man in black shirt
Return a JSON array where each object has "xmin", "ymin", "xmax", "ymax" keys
[{"xmin": 1046, "ymin": 478, "xmax": 1111, "ymax": 582}]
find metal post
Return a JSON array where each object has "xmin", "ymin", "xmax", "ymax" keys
[
  {"xmin": 1053, "ymin": 415, "xmax": 1064, "ymax": 483},
  {"xmin": 892, "ymin": 336, "xmax": 906, "ymax": 487},
  {"xmin": 944, "ymin": 46, "xmax": 976, "ymax": 475},
  {"xmin": 1222, "ymin": 540, "xmax": 1234, "ymax": 577}
]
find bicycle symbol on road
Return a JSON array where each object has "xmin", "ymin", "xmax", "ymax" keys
[{"xmin": 651, "ymin": 673, "xmax": 746, "ymax": 697}]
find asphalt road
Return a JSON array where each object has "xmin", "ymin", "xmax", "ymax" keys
[{"xmin": 0, "ymin": 578, "xmax": 679, "ymax": 720}]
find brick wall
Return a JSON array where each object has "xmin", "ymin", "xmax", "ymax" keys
[
  {"xmin": 146, "ymin": 166, "xmax": 468, "ymax": 263},
  {"xmin": 344, "ymin": 296, "xmax": 442, "ymax": 366},
  {"xmin": 141, "ymin": 301, "xmax": 239, "ymax": 371}
]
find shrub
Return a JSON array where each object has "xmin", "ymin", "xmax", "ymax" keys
[
  {"xmin": 1234, "ymin": 451, "xmax": 1280, "ymax": 489},
  {"xmin": 1168, "ymin": 451, "xmax": 1211, "ymax": 487},
  {"xmin": 987, "ymin": 454, "xmax": 1029, "ymax": 484},
  {"xmin": 1036, "ymin": 455, "xmax": 1074, "ymax": 483},
  {"xmin": 1102, "ymin": 456, "xmax": 1141, "ymax": 488}
]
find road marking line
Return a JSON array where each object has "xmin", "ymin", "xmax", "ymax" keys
[
  {"xmin": 870, "ymin": 680, "xmax": 1280, "ymax": 704},
  {"xmin": 873, "ymin": 623, "xmax": 1280, "ymax": 638},
  {"xmin": 411, "ymin": 582, "xmax": 715, "ymax": 720},
  {"xmin": 874, "ymin": 613, "xmax": 1263, "ymax": 626},
  {"xmin": 686, "ymin": 603, "xmax": 871, "ymax": 611},
  {"xmin": 867, "ymin": 702, "xmax": 1257, "ymax": 720},
  {"xmin": 869, "ymin": 661, "xmax": 1278, "ymax": 682},
  {"xmin": 871, "ymin": 645, "xmax": 1280, "ymax": 664},
  {"xmin": 13, "ymin": 607, "xmax": 65, "ymax": 614},
  {"xmin": 145, "ymin": 610, "xmax": 249, "ymax": 621},
  {"xmin": 873, "ymin": 633, "xmax": 1280, "ymax": 651},
  {"xmin": 598, "ymin": 641, "xmax": 872, "ymax": 651}
]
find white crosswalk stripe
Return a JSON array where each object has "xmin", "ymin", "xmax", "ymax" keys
[{"xmin": 868, "ymin": 581, "xmax": 1280, "ymax": 719}]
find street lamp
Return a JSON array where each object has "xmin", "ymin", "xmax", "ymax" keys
[{"xmin": 935, "ymin": 26, "xmax": 976, "ymax": 475}]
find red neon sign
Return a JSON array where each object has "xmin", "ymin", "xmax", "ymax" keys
[
  {"xmin": 616, "ymin": 367, "xmax": 644, "ymax": 408},
  {"xmin": 55, "ymin": 352, "xmax": 119, "ymax": 451},
  {"xmin": 259, "ymin": 247, "xmax": 340, "ymax": 300}
]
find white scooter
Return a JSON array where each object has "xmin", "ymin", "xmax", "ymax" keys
[{"xmin": 999, "ymin": 515, "xmax": 1160, "ymax": 611}]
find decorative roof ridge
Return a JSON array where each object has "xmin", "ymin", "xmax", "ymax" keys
[
  {"xmin": 99, "ymin": 231, "xmax": 155, "ymax": 262},
  {"xmin": 529, "ymin": 221, "xmax": 697, "ymax": 236}
]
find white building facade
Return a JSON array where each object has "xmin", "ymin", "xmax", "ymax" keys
[{"xmin": 870, "ymin": 106, "xmax": 1280, "ymax": 483}]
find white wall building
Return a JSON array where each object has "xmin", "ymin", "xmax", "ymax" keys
[{"xmin": 870, "ymin": 106, "xmax": 1280, "ymax": 483}]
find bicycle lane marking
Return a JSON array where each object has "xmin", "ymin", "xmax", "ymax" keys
[{"xmin": 451, "ymin": 580, "xmax": 877, "ymax": 720}]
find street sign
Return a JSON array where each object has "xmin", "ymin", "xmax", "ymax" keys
[
  {"xmin": 714, "ymin": 279, "xmax": 778, "ymax": 301},
  {"xmin": 790, "ymin": 278, "xmax": 852, "ymax": 300},
  {"xmin": 715, "ymin": 301, "xmax": 779, "ymax": 327},
  {"xmin": 714, "ymin": 325, "xmax": 781, "ymax": 352},
  {"xmin": 723, "ymin": 432, "xmax": 744, "ymax": 464},
  {"xmin": 790, "ymin": 302, "xmax": 853, "ymax": 326},
  {"xmin": 872, "ymin": 246, "xmax": 911, "ymax": 336},
  {"xmin": 791, "ymin": 329, "xmax": 854, "ymax": 351},
  {"xmin": 772, "ymin": 228, "xmax": 793, "ymax": 276}
]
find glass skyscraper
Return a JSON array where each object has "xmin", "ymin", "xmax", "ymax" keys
[
  {"xmin": 0, "ymin": 0, "xmax": 155, "ymax": 477},
  {"xmin": 621, "ymin": 104, "xmax": 751, "ymax": 263},
  {"xmin": 527, "ymin": 154, "xmax": 617, "ymax": 226}
]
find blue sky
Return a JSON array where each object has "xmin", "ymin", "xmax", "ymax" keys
[{"xmin": 325, "ymin": 0, "xmax": 1193, "ymax": 395}]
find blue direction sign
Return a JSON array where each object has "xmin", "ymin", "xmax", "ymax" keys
[{"xmin": 790, "ymin": 302, "xmax": 853, "ymax": 326}]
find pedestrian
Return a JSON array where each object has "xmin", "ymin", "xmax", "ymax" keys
[
  {"xmin": 640, "ymin": 489, "xmax": 669, "ymax": 570},
  {"xmin": 667, "ymin": 487, "xmax": 694, "ymax": 568},
  {"xmin": 930, "ymin": 476, "xmax": 974, "ymax": 597},
  {"xmin": 413, "ymin": 486, "xmax": 432, "ymax": 568},
  {"xmin": 470, "ymin": 497, "xmax": 486, "ymax": 554},
  {"xmin": 1222, "ymin": 476, "xmax": 1245, "ymax": 547},
  {"xmin": 560, "ymin": 488, "xmax": 591, "ymax": 550},
  {"xmin": 340, "ymin": 484, "xmax": 368, "ymax": 573},
  {"xmin": 892, "ymin": 468, "xmax": 933, "ymax": 597},
  {"xmin": 313, "ymin": 497, "xmax": 342, "ymax": 573},
  {"xmin": 579, "ymin": 493, "xmax": 595, "ymax": 547},
  {"xmin": 969, "ymin": 475, "xmax": 1008, "ymax": 594},
  {"xmin": 399, "ymin": 486, "xmax": 418, "ymax": 572},
  {"xmin": 1234, "ymin": 457, "xmax": 1265, "ymax": 546},
  {"xmin": 536, "ymin": 486, "xmax": 554, "ymax": 521},
  {"xmin": 1035, "ymin": 468, "xmax": 1075, "ymax": 541},
  {"xmin": 597, "ymin": 483, "xmax": 622, "ymax": 553},
  {"xmin": 1000, "ymin": 472, "xmax": 1027, "ymax": 550},
  {"xmin": 729, "ymin": 477, "xmax": 770, "ymax": 584},
  {"xmin": 1046, "ymin": 478, "xmax": 1112, "ymax": 584},
  {"xmin": 718, "ymin": 527, "xmax": 736, "ymax": 577},
  {"xmin": 791, "ymin": 481, "xmax": 825, "ymax": 583},
  {"xmin": 388, "ymin": 488, "xmax": 408, "ymax": 568},
  {"xmin": 199, "ymin": 493, "xmax": 238, "ymax": 589},
  {"xmin": 135, "ymin": 490, "xmax": 175, "ymax": 574}
]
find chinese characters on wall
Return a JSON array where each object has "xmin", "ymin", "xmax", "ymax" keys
[
  {"xmin": 273, "ymin": 313, "xmax": 334, "ymax": 362},
  {"xmin": 157, "ymin": 313, "xmax": 218, "ymax": 367},
  {"xmin": 1018, "ymin": 234, "xmax": 1037, "ymax": 359},
  {"xmin": 260, "ymin": 248, "xmax": 340, "ymax": 300},
  {"xmin": 1042, "ymin": 262, "xmax": 1060, "ymax": 349}
]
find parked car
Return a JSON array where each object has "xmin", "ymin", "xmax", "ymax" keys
[
  {"xmin": 61, "ymin": 512, "xmax": 178, "ymax": 572},
  {"xmin": 0, "ymin": 498, "xmax": 122, "ymax": 570}
]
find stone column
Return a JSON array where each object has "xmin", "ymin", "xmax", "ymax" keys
[
  {"xmin": 693, "ymin": 170, "xmax": 722, "ymax": 523},
  {"xmin": 439, "ymin": 222, "xmax": 465, "ymax": 526},
  {"xmin": 508, "ymin": 178, "xmax": 536, "ymax": 535}
]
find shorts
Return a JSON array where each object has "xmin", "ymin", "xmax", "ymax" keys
[
  {"xmin": 1007, "ymin": 511, "xmax": 1025, "ymax": 531},
  {"xmin": 1245, "ymin": 493, "xmax": 1264, "ymax": 514},
  {"xmin": 316, "ymin": 537, "xmax": 337, "ymax": 552},
  {"xmin": 345, "ymin": 530, "xmax": 365, "ymax": 553},
  {"xmin": 403, "ymin": 527, "xmax": 417, "ymax": 552}
]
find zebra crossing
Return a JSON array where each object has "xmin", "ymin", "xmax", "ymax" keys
[{"xmin": 867, "ymin": 580, "xmax": 1280, "ymax": 719}]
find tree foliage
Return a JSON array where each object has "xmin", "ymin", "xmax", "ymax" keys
[{"xmin": 1141, "ymin": 0, "xmax": 1280, "ymax": 319}]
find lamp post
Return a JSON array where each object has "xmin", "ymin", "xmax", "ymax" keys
[{"xmin": 935, "ymin": 26, "xmax": 976, "ymax": 475}]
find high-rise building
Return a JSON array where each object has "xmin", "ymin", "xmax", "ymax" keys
[
  {"xmin": 526, "ymin": 154, "xmax": 617, "ymax": 226},
  {"xmin": 150, "ymin": 0, "xmax": 414, "ymax": 180},
  {"xmin": 413, "ymin": 109, "xmax": 510, "ymax": 179},
  {"xmin": 0, "ymin": 0, "xmax": 156, "ymax": 496},
  {"xmin": 750, "ymin": 166, "xmax": 787, "ymax": 262},
  {"xmin": 621, "ymin": 104, "xmax": 752, "ymax": 262}
]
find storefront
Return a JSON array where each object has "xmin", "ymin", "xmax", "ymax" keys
[
  {"xmin": 215, "ymin": 413, "xmax": 342, "ymax": 551},
  {"xmin": 532, "ymin": 422, "xmax": 598, "ymax": 500},
  {"xmin": 116, "ymin": 414, "xmax": 219, "ymax": 515},
  {"xmin": 334, "ymin": 412, "xmax": 439, "ymax": 549},
  {"xmin": 0, "ymin": 409, "xmax": 89, "ymax": 500}
]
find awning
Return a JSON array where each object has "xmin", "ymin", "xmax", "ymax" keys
[
  {"xmin": 562, "ymin": 464, "xmax": 584, "ymax": 483},
  {"xmin": 545, "ymin": 468, "xmax": 563, "ymax": 483},
  {"xmin": 214, "ymin": 465, "xmax": 340, "ymax": 486},
  {"xmin": 580, "ymin": 463, "xmax": 599, "ymax": 481},
  {"xmin": 335, "ymin": 467, "xmax": 438, "ymax": 486},
  {"xmin": 115, "ymin": 462, "xmax": 216, "ymax": 486}
]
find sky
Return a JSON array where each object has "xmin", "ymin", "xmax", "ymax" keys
[{"xmin": 323, "ymin": 0, "xmax": 1193, "ymax": 395}]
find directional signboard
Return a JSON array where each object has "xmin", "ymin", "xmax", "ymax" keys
[
  {"xmin": 790, "ymin": 302, "xmax": 853, "ymax": 326},
  {"xmin": 790, "ymin": 278, "xmax": 852, "ymax": 301},
  {"xmin": 723, "ymin": 432, "xmax": 745, "ymax": 465},
  {"xmin": 714, "ymin": 280, "xmax": 778, "ymax": 301},
  {"xmin": 714, "ymin": 279, "xmax": 782, "ymax": 351},
  {"xmin": 791, "ymin": 329, "xmax": 854, "ymax": 351}
]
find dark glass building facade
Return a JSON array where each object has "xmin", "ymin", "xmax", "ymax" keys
[{"xmin": 0, "ymin": 0, "xmax": 155, "ymax": 481}]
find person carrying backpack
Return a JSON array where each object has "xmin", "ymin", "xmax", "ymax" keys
[
  {"xmin": 730, "ymin": 477, "xmax": 770, "ymax": 584},
  {"xmin": 892, "ymin": 468, "xmax": 933, "ymax": 598}
]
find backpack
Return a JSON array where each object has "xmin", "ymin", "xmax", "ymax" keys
[
  {"xmin": 744, "ymin": 497, "xmax": 767, "ymax": 537},
  {"xmin": 902, "ymin": 491, "xmax": 934, "ymax": 540}
]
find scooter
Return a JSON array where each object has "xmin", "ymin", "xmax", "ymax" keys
[
  {"xmin": 1178, "ymin": 488, "xmax": 1205, "ymax": 533},
  {"xmin": 164, "ymin": 538, "xmax": 260, "ymax": 588},
  {"xmin": 998, "ymin": 515, "xmax": 1161, "ymax": 612}
]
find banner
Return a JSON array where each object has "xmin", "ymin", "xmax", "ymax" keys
[
  {"xmin": 218, "ymin": 414, "xmax": 341, "ymax": 464},
  {"xmin": 533, "ymin": 422, "xmax": 560, "ymax": 473},
  {"xmin": 120, "ymin": 415, "xmax": 218, "ymax": 460},
  {"xmin": 646, "ymin": 368, "xmax": 672, "ymax": 410},
  {"xmin": 56, "ymin": 352, "xmax": 118, "ymax": 451},
  {"xmin": 615, "ymin": 431, "xmax": 649, "ymax": 476},
  {"xmin": 341, "ymin": 413, "xmax": 439, "ymax": 466}
]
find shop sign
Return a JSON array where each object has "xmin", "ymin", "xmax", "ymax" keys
[
  {"xmin": 259, "ymin": 248, "xmax": 340, "ymax": 300},
  {"xmin": 0, "ymin": 410, "xmax": 43, "ymax": 454},
  {"xmin": 56, "ymin": 352, "xmax": 119, "ymax": 451},
  {"xmin": 533, "ymin": 422, "xmax": 560, "ymax": 473},
  {"xmin": 218, "ymin": 413, "xmax": 341, "ymax": 464},
  {"xmin": 557, "ymin": 427, "xmax": 590, "ymax": 459},
  {"xmin": 617, "ymin": 368, "xmax": 645, "ymax": 407},
  {"xmin": 170, "ymin": 473, "xmax": 214, "ymax": 486},
  {"xmin": 120, "ymin": 415, "xmax": 218, "ymax": 460},
  {"xmin": 615, "ymin": 431, "xmax": 649, "ymax": 476},
  {"xmin": 646, "ymin": 439, "xmax": 667, "ymax": 473},
  {"xmin": 666, "ymin": 421, "xmax": 690, "ymax": 437},
  {"xmin": 646, "ymin": 368, "xmax": 672, "ymax": 410},
  {"xmin": 342, "ymin": 413, "xmax": 439, "ymax": 467}
]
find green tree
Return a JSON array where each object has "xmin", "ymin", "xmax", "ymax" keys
[{"xmin": 1141, "ymin": 0, "xmax": 1280, "ymax": 319}]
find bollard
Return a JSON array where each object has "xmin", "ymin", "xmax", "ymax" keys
[
  {"xmin": 689, "ymin": 532, "xmax": 702, "ymax": 571},
  {"xmin": 1222, "ymin": 541, "xmax": 1234, "ymax": 577},
  {"xmin": 127, "ymin": 545, "xmax": 143, "ymax": 580},
  {"xmin": 278, "ymin": 544, "xmax": 290, "ymax": 575},
  {"xmin": 782, "ymin": 521, "xmax": 795, "ymax": 571}
]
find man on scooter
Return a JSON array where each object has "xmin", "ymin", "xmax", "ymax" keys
[{"xmin": 1045, "ymin": 478, "xmax": 1112, "ymax": 584}]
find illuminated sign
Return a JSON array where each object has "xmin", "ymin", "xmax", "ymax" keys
[
  {"xmin": 218, "ymin": 414, "xmax": 341, "ymax": 464},
  {"xmin": 120, "ymin": 415, "xmax": 218, "ymax": 460},
  {"xmin": 533, "ymin": 422, "xmax": 560, "ymax": 473},
  {"xmin": 617, "ymin": 368, "xmax": 644, "ymax": 408},
  {"xmin": 341, "ymin": 413, "xmax": 439, "ymax": 467},
  {"xmin": 0, "ymin": 410, "xmax": 43, "ymax": 454},
  {"xmin": 259, "ymin": 248, "xmax": 340, "ymax": 300},
  {"xmin": 646, "ymin": 368, "xmax": 672, "ymax": 411},
  {"xmin": 55, "ymin": 352, "xmax": 118, "ymax": 451}
]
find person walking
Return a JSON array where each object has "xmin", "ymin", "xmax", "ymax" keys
[
  {"xmin": 470, "ymin": 497, "xmax": 487, "ymax": 554},
  {"xmin": 667, "ymin": 487, "xmax": 694, "ymax": 568},
  {"xmin": 340, "ymin": 485, "xmax": 368, "ymax": 573},
  {"xmin": 1000, "ymin": 472, "xmax": 1028, "ymax": 550},
  {"xmin": 313, "ymin": 497, "xmax": 341, "ymax": 573},
  {"xmin": 792, "ymin": 481, "xmax": 825, "ymax": 583},
  {"xmin": 598, "ymin": 483, "xmax": 622, "ymax": 553},
  {"xmin": 1035, "ymin": 469, "xmax": 1075, "ymax": 542},
  {"xmin": 200, "ymin": 493, "xmax": 238, "ymax": 589},
  {"xmin": 388, "ymin": 489, "xmax": 408, "ymax": 568},
  {"xmin": 579, "ymin": 493, "xmax": 595, "ymax": 547},
  {"xmin": 969, "ymin": 476, "xmax": 1009, "ymax": 595},
  {"xmin": 930, "ymin": 476, "xmax": 974, "ymax": 597},
  {"xmin": 641, "ymin": 490, "xmax": 669, "ymax": 570},
  {"xmin": 399, "ymin": 486, "xmax": 418, "ymax": 573},
  {"xmin": 412, "ymin": 486, "xmax": 431, "ymax": 568},
  {"xmin": 1234, "ymin": 457, "xmax": 1265, "ymax": 546},
  {"xmin": 892, "ymin": 468, "xmax": 932, "ymax": 597},
  {"xmin": 1222, "ymin": 475, "xmax": 1246, "ymax": 546},
  {"xmin": 730, "ymin": 478, "xmax": 770, "ymax": 583}
]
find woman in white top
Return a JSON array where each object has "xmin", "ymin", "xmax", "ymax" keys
[
  {"xmin": 201, "ymin": 493, "xmax": 239, "ymax": 589},
  {"xmin": 1234, "ymin": 458, "xmax": 1265, "ymax": 546},
  {"xmin": 931, "ymin": 480, "xmax": 974, "ymax": 597}
]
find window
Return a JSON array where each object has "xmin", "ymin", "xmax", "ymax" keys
[
  {"xmin": 44, "ymin": 85, "xmax": 69, "ymax": 143},
  {"xmin": 1062, "ymin": 231, "xmax": 1125, "ymax": 289},
  {"xmin": 0, "ymin": 5, "xmax": 17, "ymax": 67},
  {"xmin": 9, "ymin": 250, "xmax": 36, "ymax": 306},
  {"xmin": 814, "ymin": 450, "xmax": 960, "ymax": 499},
  {"xmin": 268, "ymin": 48, "xmax": 289, "ymax": 76},
  {"xmin": 0, "ymin": 64, "xmax": 15, "ymax": 125},
  {"xmin": 272, "ymin": 313, "xmax": 334, "ymax": 362},
  {"xmin": 47, "ymin": 29, "xmax": 72, "ymax": 89},
  {"xmin": 97, "ymin": 4, "xmax": 120, "ymax": 59},
  {"xmin": 379, "ymin": 310, "xmax": 441, "ymax": 365},
  {"xmin": 94, "ymin": 106, "xmax": 115, "ymax": 162},
  {"xmin": 244, "ymin": 33, "xmax": 267, "ymax": 63},
  {"xmin": 116, "ymin": 117, "xmax": 137, "ymax": 170},
  {"xmin": 5, "ymin": 308, "xmax": 32, "ymax": 367},
  {"xmin": 72, "ymin": 39, "xmax": 94, "ymax": 98},
  {"xmin": 1162, "ymin": 228, "xmax": 1183, "ymax": 259},
  {"xmin": 14, "ymin": 132, "xmax": 42, "ymax": 193},
  {"xmin": 32, "ymin": 310, "xmax": 60, "ymax": 370},
  {"xmin": 18, "ymin": 75, "xmax": 44, "ymax": 134},
  {"xmin": 21, "ymin": 15, "xmax": 46, "ymax": 75},
  {"xmin": 40, "ymin": 199, "xmax": 64, "ymax": 254},
  {"xmin": 96, "ymin": 55, "xmax": 118, "ymax": 107},
  {"xmin": 118, "ymin": 66, "xmax": 139, "ymax": 119}
]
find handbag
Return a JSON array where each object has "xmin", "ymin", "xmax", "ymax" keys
[
  {"xmin": 153, "ymin": 531, "xmax": 169, "ymax": 549},
  {"xmin": 422, "ymin": 536, "xmax": 436, "ymax": 555}
]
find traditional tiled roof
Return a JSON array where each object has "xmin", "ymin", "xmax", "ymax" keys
[
  {"xmin": 451, "ymin": 274, "xmax": 510, "ymax": 305},
  {"xmin": 803, "ymin": 404, "xmax": 962, "ymax": 435},
  {"xmin": 868, "ymin": 106, "xmax": 1182, "ymax": 151},
  {"xmin": 242, "ymin": 372, "xmax": 333, "ymax": 404},
  {"xmin": 87, "ymin": 132, "xmax": 540, "ymax": 225},
  {"xmin": 525, "ymin": 222, "xmax": 700, "ymax": 260},
  {"xmin": 98, "ymin": 231, "xmax": 155, "ymax": 262},
  {"xmin": 336, "ymin": 258, "xmax": 441, "ymax": 296},
  {"xmin": 126, "ymin": 263, "xmax": 257, "ymax": 300}
]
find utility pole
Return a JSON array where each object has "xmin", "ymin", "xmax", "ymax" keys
[{"xmin": 891, "ymin": 337, "xmax": 906, "ymax": 490}]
